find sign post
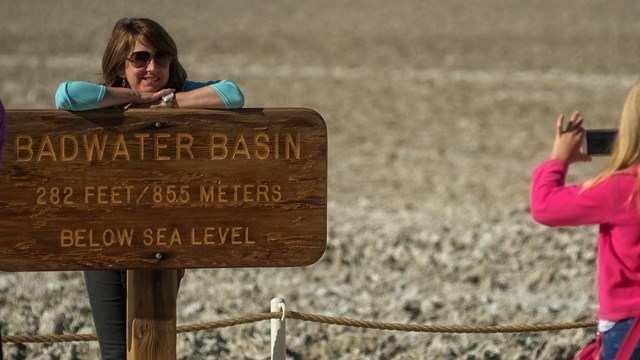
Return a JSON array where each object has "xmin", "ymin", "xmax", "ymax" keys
[
  {"xmin": 0, "ymin": 108, "xmax": 327, "ymax": 359},
  {"xmin": 126, "ymin": 269, "xmax": 178, "ymax": 359}
]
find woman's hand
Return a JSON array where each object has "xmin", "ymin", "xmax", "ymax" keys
[
  {"xmin": 129, "ymin": 88, "xmax": 174, "ymax": 105},
  {"xmin": 102, "ymin": 87, "xmax": 175, "ymax": 108},
  {"xmin": 551, "ymin": 111, "xmax": 592, "ymax": 164}
]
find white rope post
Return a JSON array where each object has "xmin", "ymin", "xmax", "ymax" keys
[{"xmin": 271, "ymin": 297, "xmax": 286, "ymax": 360}]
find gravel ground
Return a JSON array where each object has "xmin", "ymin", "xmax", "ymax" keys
[{"xmin": 1, "ymin": 1, "xmax": 640, "ymax": 359}]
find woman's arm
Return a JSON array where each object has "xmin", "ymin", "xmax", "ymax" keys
[
  {"xmin": 55, "ymin": 82, "xmax": 106, "ymax": 111},
  {"xmin": 55, "ymin": 81, "xmax": 173, "ymax": 111},
  {"xmin": 175, "ymin": 80, "xmax": 245, "ymax": 109},
  {"xmin": 57, "ymin": 80, "xmax": 244, "ymax": 110},
  {"xmin": 100, "ymin": 86, "xmax": 174, "ymax": 108},
  {"xmin": 172, "ymin": 86, "xmax": 224, "ymax": 109}
]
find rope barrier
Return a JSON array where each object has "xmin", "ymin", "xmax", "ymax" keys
[
  {"xmin": 286, "ymin": 312, "xmax": 597, "ymax": 334},
  {"xmin": 177, "ymin": 312, "xmax": 278, "ymax": 334},
  {"xmin": 4, "ymin": 333, "xmax": 97, "ymax": 344},
  {"xmin": 1, "ymin": 311, "xmax": 597, "ymax": 344}
]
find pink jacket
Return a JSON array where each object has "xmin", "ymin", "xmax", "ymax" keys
[{"xmin": 531, "ymin": 158, "xmax": 640, "ymax": 320}]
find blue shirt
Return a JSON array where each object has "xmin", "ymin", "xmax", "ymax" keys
[{"xmin": 55, "ymin": 80, "xmax": 244, "ymax": 111}]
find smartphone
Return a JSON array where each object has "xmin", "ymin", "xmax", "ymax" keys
[{"xmin": 581, "ymin": 129, "xmax": 617, "ymax": 156}]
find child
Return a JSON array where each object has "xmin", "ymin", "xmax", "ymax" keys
[{"xmin": 531, "ymin": 83, "xmax": 640, "ymax": 359}]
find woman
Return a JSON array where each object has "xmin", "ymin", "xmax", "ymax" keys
[
  {"xmin": 55, "ymin": 18, "xmax": 244, "ymax": 111},
  {"xmin": 54, "ymin": 17, "xmax": 244, "ymax": 359},
  {"xmin": 531, "ymin": 83, "xmax": 640, "ymax": 359}
]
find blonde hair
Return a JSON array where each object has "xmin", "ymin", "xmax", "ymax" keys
[
  {"xmin": 100, "ymin": 18, "xmax": 187, "ymax": 90},
  {"xmin": 583, "ymin": 81, "xmax": 640, "ymax": 189}
]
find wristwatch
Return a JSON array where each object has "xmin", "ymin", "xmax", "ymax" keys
[{"xmin": 162, "ymin": 92, "xmax": 175, "ymax": 108}]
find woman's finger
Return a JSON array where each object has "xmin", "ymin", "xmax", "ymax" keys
[{"xmin": 556, "ymin": 114, "xmax": 565, "ymax": 136}]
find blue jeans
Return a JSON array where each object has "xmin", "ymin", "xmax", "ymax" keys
[{"xmin": 603, "ymin": 318, "xmax": 640, "ymax": 360}]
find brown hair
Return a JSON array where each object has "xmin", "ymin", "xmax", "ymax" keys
[{"xmin": 100, "ymin": 17, "xmax": 187, "ymax": 90}]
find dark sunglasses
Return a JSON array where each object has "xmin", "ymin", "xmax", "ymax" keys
[{"xmin": 127, "ymin": 50, "xmax": 172, "ymax": 68}]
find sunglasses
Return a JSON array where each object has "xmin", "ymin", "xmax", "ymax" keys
[{"xmin": 127, "ymin": 50, "xmax": 172, "ymax": 68}]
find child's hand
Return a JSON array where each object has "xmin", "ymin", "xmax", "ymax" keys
[{"xmin": 551, "ymin": 111, "xmax": 592, "ymax": 164}]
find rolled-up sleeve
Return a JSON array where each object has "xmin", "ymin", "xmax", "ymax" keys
[
  {"xmin": 55, "ymin": 81, "xmax": 106, "ymax": 111},
  {"xmin": 209, "ymin": 80, "xmax": 244, "ymax": 109},
  {"xmin": 183, "ymin": 80, "xmax": 245, "ymax": 109}
]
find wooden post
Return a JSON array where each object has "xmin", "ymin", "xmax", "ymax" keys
[{"xmin": 126, "ymin": 269, "xmax": 177, "ymax": 360}]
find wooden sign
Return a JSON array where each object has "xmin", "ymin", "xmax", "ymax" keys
[{"xmin": 0, "ymin": 108, "xmax": 327, "ymax": 271}]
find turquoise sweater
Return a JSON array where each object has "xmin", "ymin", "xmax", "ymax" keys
[{"xmin": 55, "ymin": 80, "xmax": 244, "ymax": 111}]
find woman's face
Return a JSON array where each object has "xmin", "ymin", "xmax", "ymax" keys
[{"xmin": 123, "ymin": 40, "xmax": 171, "ymax": 93}]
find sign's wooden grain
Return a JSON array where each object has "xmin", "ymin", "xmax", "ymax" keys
[
  {"xmin": 0, "ymin": 108, "xmax": 327, "ymax": 271},
  {"xmin": 127, "ymin": 269, "xmax": 178, "ymax": 359}
]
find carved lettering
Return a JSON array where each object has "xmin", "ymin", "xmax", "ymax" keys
[
  {"xmin": 60, "ymin": 135, "xmax": 79, "ymax": 161},
  {"xmin": 15, "ymin": 136, "xmax": 34, "ymax": 161},
  {"xmin": 209, "ymin": 132, "xmax": 301, "ymax": 160},
  {"xmin": 199, "ymin": 183, "xmax": 283, "ymax": 203},
  {"xmin": 60, "ymin": 228, "xmax": 134, "ymax": 247},
  {"xmin": 209, "ymin": 133, "xmax": 228, "ymax": 160},
  {"xmin": 112, "ymin": 134, "xmax": 130, "ymax": 160},
  {"xmin": 83, "ymin": 134, "xmax": 108, "ymax": 161},
  {"xmin": 254, "ymin": 133, "xmax": 270, "ymax": 160},
  {"xmin": 154, "ymin": 133, "xmax": 171, "ymax": 160},
  {"xmin": 232, "ymin": 134, "xmax": 250, "ymax": 159},
  {"xmin": 85, "ymin": 185, "xmax": 133, "ymax": 204},
  {"xmin": 176, "ymin": 133, "xmax": 194, "ymax": 160},
  {"xmin": 57, "ymin": 226, "xmax": 259, "ymax": 259},
  {"xmin": 15, "ymin": 132, "xmax": 301, "ymax": 162},
  {"xmin": 37, "ymin": 135, "xmax": 56, "ymax": 161}
]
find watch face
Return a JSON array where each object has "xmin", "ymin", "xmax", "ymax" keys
[{"xmin": 162, "ymin": 93, "xmax": 174, "ymax": 102}]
